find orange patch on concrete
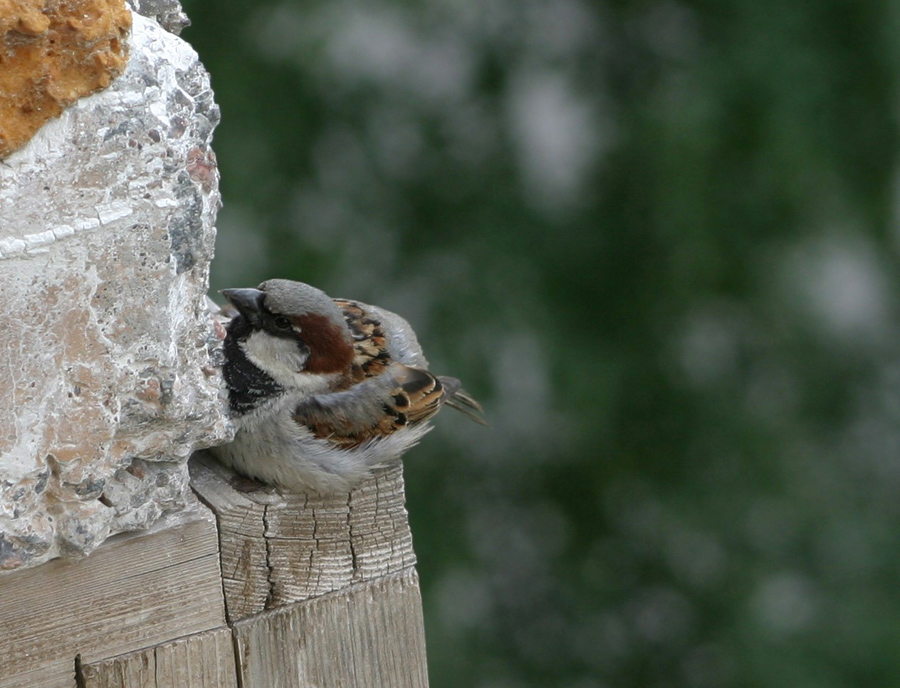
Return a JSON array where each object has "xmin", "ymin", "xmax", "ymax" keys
[{"xmin": 0, "ymin": 0, "xmax": 132, "ymax": 158}]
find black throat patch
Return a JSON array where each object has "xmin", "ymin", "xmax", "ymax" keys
[{"xmin": 223, "ymin": 316, "xmax": 284, "ymax": 414}]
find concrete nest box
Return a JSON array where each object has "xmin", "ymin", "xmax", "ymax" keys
[{"xmin": 0, "ymin": 0, "xmax": 233, "ymax": 573}]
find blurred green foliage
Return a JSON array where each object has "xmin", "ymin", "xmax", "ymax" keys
[{"xmin": 181, "ymin": 0, "xmax": 900, "ymax": 685}]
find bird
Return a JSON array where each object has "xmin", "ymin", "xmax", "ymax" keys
[{"xmin": 210, "ymin": 278, "xmax": 485, "ymax": 493}]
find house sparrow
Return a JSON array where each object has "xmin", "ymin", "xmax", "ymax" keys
[{"xmin": 211, "ymin": 279, "xmax": 484, "ymax": 492}]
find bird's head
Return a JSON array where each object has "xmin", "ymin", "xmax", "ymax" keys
[{"xmin": 221, "ymin": 279, "xmax": 355, "ymax": 405}]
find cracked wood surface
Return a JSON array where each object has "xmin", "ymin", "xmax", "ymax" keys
[
  {"xmin": 189, "ymin": 451, "xmax": 417, "ymax": 623},
  {"xmin": 0, "ymin": 506, "xmax": 226, "ymax": 688},
  {"xmin": 232, "ymin": 569, "xmax": 429, "ymax": 688}
]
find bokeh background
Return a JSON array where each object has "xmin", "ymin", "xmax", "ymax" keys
[{"xmin": 180, "ymin": 0, "xmax": 900, "ymax": 685}]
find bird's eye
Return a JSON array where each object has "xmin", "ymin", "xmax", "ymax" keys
[{"xmin": 273, "ymin": 315, "xmax": 292, "ymax": 330}]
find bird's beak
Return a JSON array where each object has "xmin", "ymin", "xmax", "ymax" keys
[{"xmin": 221, "ymin": 288, "xmax": 266, "ymax": 324}]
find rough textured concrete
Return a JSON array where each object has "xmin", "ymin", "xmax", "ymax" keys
[
  {"xmin": 127, "ymin": 0, "xmax": 189, "ymax": 34},
  {"xmin": 0, "ymin": 7, "xmax": 233, "ymax": 572}
]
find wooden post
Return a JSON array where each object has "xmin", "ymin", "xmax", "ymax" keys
[
  {"xmin": 231, "ymin": 569, "xmax": 428, "ymax": 688},
  {"xmin": 189, "ymin": 452, "xmax": 429, "ymax": 687}
]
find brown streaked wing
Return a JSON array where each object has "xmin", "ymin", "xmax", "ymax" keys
[{"xmin": 295, "ymin": 365, "xmax": 445, "ymax": 448}]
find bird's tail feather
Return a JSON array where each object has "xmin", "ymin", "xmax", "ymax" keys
[{"xmin": 439, "ymin": 377, "xmax": 488, "ymax": 426}]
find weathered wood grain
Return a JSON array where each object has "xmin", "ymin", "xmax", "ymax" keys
[
  {"xmin": 154, "ymin": 623, "xmax": 236, "ymax": 686},
  {"xmin": 189, "ymin": 452, "xmax": 279, "ymax": 622},
  {"xmin": 190, "ymin": 452, "xmax": 417, "ymax": 622},
  {"xmin": 80, "ymin": 650, "xmax": 154, "ymax": 688},
  {"xmin": 0, "ymin": 505, "xmax": 226, "ymax": 688},
  {"xmin": 232, "ymin": 568, "xmax": 429, "ymax": 688},
  {"xmin": 80, "ymin": 627, "xmax": 237, "ymax": 688}
]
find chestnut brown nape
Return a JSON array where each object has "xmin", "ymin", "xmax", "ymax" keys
[{"xmin": 293, "ymin": 312, "xmax": 356, "ymax": 374}]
